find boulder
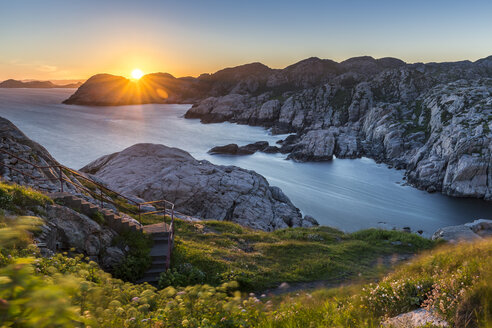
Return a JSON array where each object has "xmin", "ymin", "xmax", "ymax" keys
[
  {"xmin": 383, "ymin": 308, "xmax": 448, "ymax": 327},
  {"xmin": 262, "ymin": 146, "xmax": 280, "ymax": 153},
  {"xmin": 81, "ymin": 143, "xmax": 318, "ymax": 231},
  {"xmin": 39, "ymin": 204, "xmax": 124, "ymax": 270},
  {"xmin": 432, "ymin": 219, "xmax": 492, "ymax": 242},
  {"xmin": 237, "ymin": 141, "xmax": 269, "ymax": 154},
  {"xmin": 208, "ymin": 144, "xmax": 239, "ymax": 155},
  {"xmin": 209, "ymin": 141, "xmax": 270, "ymax": 156}
]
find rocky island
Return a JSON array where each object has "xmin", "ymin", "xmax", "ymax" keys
[{"xmin": 0, "ymin": 79, "xmax": 82, "ymax": 88}]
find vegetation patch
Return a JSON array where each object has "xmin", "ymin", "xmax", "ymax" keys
[
  {"xmin": 112, "ymin": 231, "xmax": 153, "ymax": 282},
  {"xmin": 440, "ymin": 109, "xmax": 453, "ymax": 125},
  {"xmin": 0, "ymin": 181, "xmax": 52, "ymax": 214},
  {"xmin": 167, "ymin": 219, "xmax": 435, "ymax": 291},
  {"xmin": 0, "ymin": 214, "xmax": 490, "ymax": 327}
]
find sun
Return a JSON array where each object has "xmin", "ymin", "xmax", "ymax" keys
[{"xmin": 131, "ymin": 68, "xmax": 144, "ymax": 80}]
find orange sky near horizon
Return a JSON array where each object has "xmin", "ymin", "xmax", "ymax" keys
[{"xmin": 1, "ymin": 0, "xmax": 491, "ymax": 82}]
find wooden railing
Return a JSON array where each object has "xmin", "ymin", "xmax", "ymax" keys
[{"xmin": 0, "ymin": 148, "xmax": 175, "ymax": 268}]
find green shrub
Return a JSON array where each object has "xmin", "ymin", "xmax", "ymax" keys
[
  {"xmin": 360, "ymin": 277, "xmax": 434, "ymax": 317},
  {"xmin": 112, "ymin": 231, "xmax": 152, "ymax": 282},
  {"xmin": 158, "ymin": 263, "xmax": 206, "ymax": 288},
  {"xmin": 90, "ymin": 211, "xmax": 105, "ymax": 226},
  {"xmin": 0, "ymin": 213, "xmax": 491, "ymax": 327},
  {"xmin": 0, "ymin": 188, "xmax": 13, "ymax": 209}
]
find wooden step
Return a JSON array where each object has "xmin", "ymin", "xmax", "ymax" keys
[
  {"xmin": 153, "ymin": 237, "xmax": 169, "ymax": 245},
  {"xmin": 150, "ymin": 246, "xmax": 169, "ymax": 257},
  {"xmin": 49, "ymin": 192, "xmax": 73, "ymax": 200},
  {"xmin": 149, "ymin": 260, "xmax": 167, "ymax": 270},
  {"xmin": 67, "ymin": 197, "xmax": 83, "ymax": 208},
  {"xmin": 150, "ymin": 255, "xmax": 168, "ymax": 262},
  {"xmin": 81, "ymin": 202, "xmax": 99, "ymax": 215}
]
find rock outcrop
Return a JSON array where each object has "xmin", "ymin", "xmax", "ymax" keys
[
  {"xmin": 432, "ymin": 219, "xmax": 492, "ymax": 242},
  {"xmin": 36, "ymin": 205, "xmax": 125, "ymax": 270},
  {"xmin": 209, "ymin": 141, "xmax": 270, "ymax": 155},
  {"xmin": 383, "ymin": 308, "xmax": 448, "ymax": 327},
  {"xmin": 0, "ymin": 117, "xmax": 126, "ymax": 269},
  {"xmin": 185, "ymin": 59, "xmax": 492, "ymax": 200},
  {"xmin": 0, "ymin": 117, "xmax": 77, "ymax": 193},
  {"xmin": 81, "ymin": 143, "xmax": 317, "ymax": 231}
]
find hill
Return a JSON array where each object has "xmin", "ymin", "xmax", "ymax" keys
[{"xmin": 0, "ymin": 79, "xmax": 82, "ymax": 88}]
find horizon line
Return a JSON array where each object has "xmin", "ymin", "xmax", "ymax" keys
[{"xmin": 3, "ymin": 53, "xmax": 492, "ymax": 82}]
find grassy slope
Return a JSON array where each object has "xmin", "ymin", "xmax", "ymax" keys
[
  {"xmin": 169, "ymin": 219, "xmax": 435, "ymax": 290},
  {"xmin": 258, "ymin": 238, "xmax": 492, "ymax": 328},
  {"xmin": 0, "ymin": 215, "xmax": 490, "ymax": 327},
  {"xmin": 1, "ymin": 180, "xmax": 435, "ymax": 290}
]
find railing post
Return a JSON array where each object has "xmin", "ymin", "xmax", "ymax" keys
[
  {"xmin": 58, "ymin": 166, "xmax": 63, "ymax": 192},
  {"xmin": 163, "ymin": 202, "xmax": 166, "ymax": 229}
]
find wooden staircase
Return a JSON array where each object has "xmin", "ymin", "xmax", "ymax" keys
[
  {"xmin": 50, "ymin": 192, "xmax": 143, "ymax": 233},
  {"xmin": 138, "ymin": 226, "xmax": 172, "ymax": 285},
  {"xmin": 50, "ymin": 192, "xmax": 173, "ymax": 285},
  {"xmin": 1, "ymin": 148, "xmax": 176, "ymax": 284}
]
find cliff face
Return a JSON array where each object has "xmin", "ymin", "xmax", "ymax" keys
[{"xmin": 185, "ymin": 57, "xmax": 492, "ymax": 200}]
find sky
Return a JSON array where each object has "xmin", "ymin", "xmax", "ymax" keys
[{"xmin": 1, "ymin": 0, "xmax": 491, "ymax": 81}]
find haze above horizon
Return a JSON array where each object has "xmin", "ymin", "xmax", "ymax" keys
[{"xmin": 1, "ymin": 0, "xmax": 491, "ymax": 81}]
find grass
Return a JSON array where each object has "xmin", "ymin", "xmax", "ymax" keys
[
  {"xmin": 1, "ymin": 216, "xmax": 490, "ymax": 327},
  {"xmin": 257, "ymin": 237, "xmax": 492, "ymax": 328},
  {"xmin": 166, "ymin": 218, "xmax": 435, "ymax": 291},
  {"xmin": 0, "ymin": 181, "xmax": 52, "ymax": 214}
]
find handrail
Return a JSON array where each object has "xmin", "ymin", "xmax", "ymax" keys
[{"xmin": 0, "ymin": 147, "xmax": 175, "ymax": 269}]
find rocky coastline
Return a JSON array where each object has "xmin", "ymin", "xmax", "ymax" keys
[{"xmin": 63, "ymin": 56, "xmax": 492, "ymax": 201}]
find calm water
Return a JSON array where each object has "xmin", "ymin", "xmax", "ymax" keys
[{"xmin": 1, "ymin": 89, "xmax": 491, "ymax": 235}]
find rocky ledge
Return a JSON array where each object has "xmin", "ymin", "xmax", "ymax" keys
[
  {"xmin": 80, "ymin": 143, "xmax": 318, "ymax": 231},
  {"xmin": 432, "ymin": 219, "xmax": 492, "ymax": 242}
]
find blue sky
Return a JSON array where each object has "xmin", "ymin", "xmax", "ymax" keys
[{"xmin": 1, "ymin": 0, "xmax": 491, "ymax": 79}]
